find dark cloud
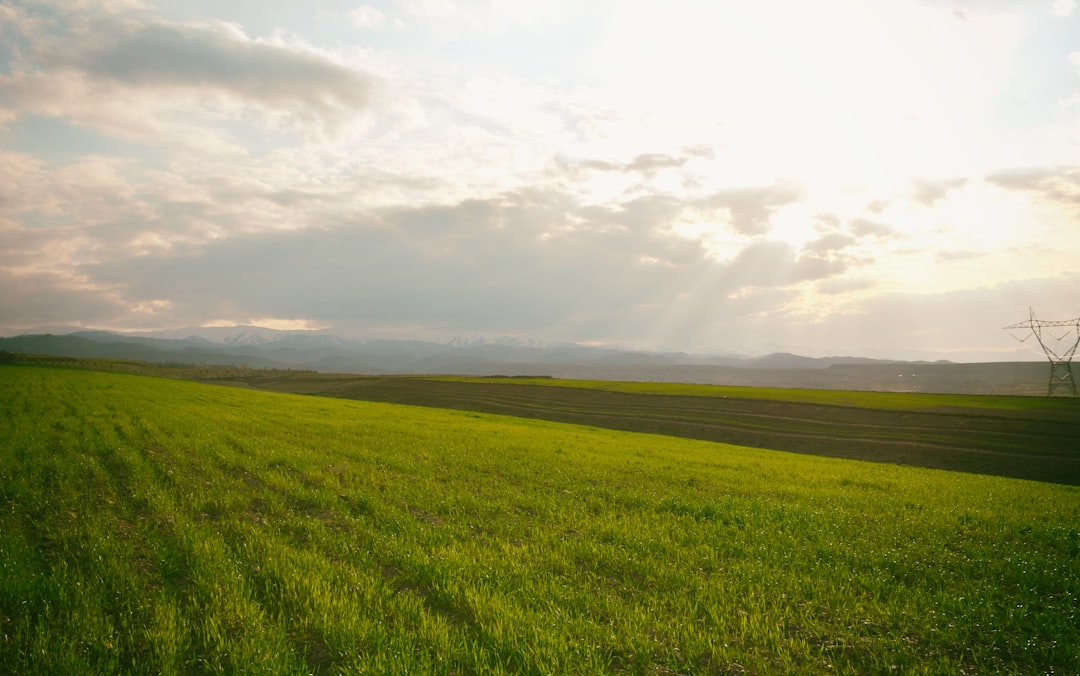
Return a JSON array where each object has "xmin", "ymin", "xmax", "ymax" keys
[
  {"xmin": 0, "ymin": 269, "xmax": 126, "ymax": 326},
  {"xmin": 554, "ymin": 146, "xmax": 719, "ymax": 182},
  {"xmin": 864, "ymin": 199, "xmax": 890, "ymax": 214},
  {"xmin": 698, "ymin": 181, "xmax": 803, "ymax": 235},
  {"xmin": 561, "ymin": 151, "xmax": 688, "ymax": 176},
  {"xmin": 815, "ymin": 213, "xmax": 843, "ymax": 229},
  {"xmin": 626, "ymin": 153, "xmax": 689, "ymax": 173},
  {"xmin": 718, "ymin": 240, "xmax": 846, "ymax": 289},
  {"xmin": 31, "ymin": 12, "xmax": 379, "ymax": 127},
  {"xmin": 986, "ymin": 166, "xmax": 1080, "ymax": 206},
  {"xmin": 790, "ymin": 254, "xmax": 848, "ymax": 283},
  {"xmin": 911, "ymin": 177, "xmax": 967, "ymax": 205},
  {"xmin": 803, "ymin": 232, "xmax": 856, "ymax": 254},
  {"xmin": 849, "ymin": 217, "xmax": 896, "ymax": 238},
  {"xmin": 70, "ymin": 189, "xmax": 851, "ymax": 343},
  {"xmin": 15, "ymin": 174, "xmax": 1075, "ymax": 359},
  {"xmin": 78, "ymin": 192, "xmax": 708, "ymax": 338},
  {"xmin": 596, "ymin": 194, "xmax": 683, "ymax": 233}
]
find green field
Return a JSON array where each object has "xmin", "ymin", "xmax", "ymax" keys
[
  {"xmin": 2, "ymin": 365, "xmax": 1078, "ymax": 673},
  {"xmin": 218, "ymin": 372, "xmax": 1080, "ymax": 486}
]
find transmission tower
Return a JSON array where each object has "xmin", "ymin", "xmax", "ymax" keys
[{"xmin": 1004, "ymin": 308, "xmax": 1080, "ymax": 397}]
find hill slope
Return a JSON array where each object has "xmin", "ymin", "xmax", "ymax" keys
[
  {"xmin": 1, "ymin": 365, "xmax": 1077, "ymax": 673},
  {"xmin": 221, "ymin": 373, "xmax": 1080, "ymax": 485}
]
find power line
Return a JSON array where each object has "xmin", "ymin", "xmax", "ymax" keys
[{"xmin": 1003, "ymin": 308, "xmax": 1080, "ymax": 397}]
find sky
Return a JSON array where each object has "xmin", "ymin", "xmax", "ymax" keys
[{"xmin": 1, "ymin": 0, "xmax": 1079, "ymax": 362}]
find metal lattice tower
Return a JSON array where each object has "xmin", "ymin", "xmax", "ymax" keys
[{"xmin": 1004, "ymin": 308, "xmax": 1080, "ymax": 397}]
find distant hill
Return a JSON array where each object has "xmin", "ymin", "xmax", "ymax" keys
[
  {"xmin": 0, "ymin": 333, "xmax": 285, "ymax": 369},
  {"xmin": 7, "ymin": 328, "xmax": 1055, "ymax": 395},
  {"xmin": 0, "ymin": 328, "xmax": 907, "ymax": 374}
]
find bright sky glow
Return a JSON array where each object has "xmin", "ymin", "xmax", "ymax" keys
[{"xmin": 1, "ymin": 0, "xmax": 1078, "ymax": 361}]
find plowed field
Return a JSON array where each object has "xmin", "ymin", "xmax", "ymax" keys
[{"xmin": 216, "ymin": 374, "xmax": 1080, "ymax": 485}]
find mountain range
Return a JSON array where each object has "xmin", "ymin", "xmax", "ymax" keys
[
  {"xmin": 0, "ymin": 325, "xmax": 922, "ymax": 375},
  {"xmin": 4, "ymin": 326, "xmax": 1057, "ymax": 395}
]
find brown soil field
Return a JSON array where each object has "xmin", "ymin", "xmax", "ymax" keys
[{"xmin": 212, "ymin": 374, "xmax": 1080, "ymax": 486}]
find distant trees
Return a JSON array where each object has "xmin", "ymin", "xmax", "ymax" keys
[{"xmin": 0, "ymin": 351, "xmax": 17, "ymax": 364}]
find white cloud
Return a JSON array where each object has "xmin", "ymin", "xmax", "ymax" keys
[
  {"xmin": 1052, "ymin": 0, "xmax": 1076, "ymax": 17},
  {"xmin": 593, "ymin": 0, "xmax": 1027, "ymax": 186},
  {"xmin": 348, "ymin": 5, "xmax": 388, "ymax": 30},
  {"xmin": 397, "ymin": 0, "xmax": 463, "ymax": 20}
]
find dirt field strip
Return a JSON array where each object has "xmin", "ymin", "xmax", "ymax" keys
[{"xmin": 218, "ymin": 374, "xmax": 1080, "ymax": 486}]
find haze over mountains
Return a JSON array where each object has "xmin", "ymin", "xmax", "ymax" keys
[
  {"xmin": 1, "ymin": 325, "xmax": 1052, "ymax": 395},
  {"xmin": 1, "ymin": 325, "xmax": 918, "ymax": 372}
]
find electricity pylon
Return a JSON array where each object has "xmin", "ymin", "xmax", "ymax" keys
[{"xmin": 1004, "ymin": 308, "xmax": 1080, "ymax": 397}]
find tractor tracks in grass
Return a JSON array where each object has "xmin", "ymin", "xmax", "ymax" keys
[{"xmin": 220, "ymin": 375, "xmax": 1080, "ymax": 486}]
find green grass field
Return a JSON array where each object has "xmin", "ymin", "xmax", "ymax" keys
[
  {"xmin": 2, "ymin": 365, "xmax": 1078, "ymax": 673},
  {"xmin": 221, "ymin": 372, "xmax": 1080, "ymax": 485}
]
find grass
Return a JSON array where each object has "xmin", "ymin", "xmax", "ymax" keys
[
  {"xmin": 221, "ymin": 372, "xmax": 1080, "ymax": 485},
  {"xmin": 1, "ymin": 364, "xmax": 1078, "ymax": 673}
]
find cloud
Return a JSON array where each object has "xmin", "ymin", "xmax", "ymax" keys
[
  {"xmin": 65, "ymin": 191, "xmax": 694, "ymax": 336},
  {"xmin": 0, "ymin": 147, "xmax": 400, "ymax": 283},
  {"xmin": 399, "ymin": 0, "xmax": 463, "ymax": 20},
  {"xmin": 0, "ymin": 268, "xmax": 127, "ymax": 327},
  {"xmin": 596, "ymin": 195, "xmax": 683, "ymax": 234},
  {"xmin": 552, "ymin": 148, "xmax": 713, "ymax": 187},
  {"xmin": 1052, "ymin": 0, "xmax": 1076, "ymax": 17},
  {"xmin": 0, "ymin": 7, "xmax": 384, "ymax": 145},
  {"xmin": 803, "ymin": 233, "xmax": 857, "ymax": 255},
  {"xmin": 936, "ymin": 249, "xmax": 982, "ymax": 262},
  {"xmin": 698, "ymin": 181, "xmax": 803, "ymax": 236},
  {"xmin": 47, "ymin": 16, "xmax": 376, "ymax": 114},
  {"xmin": 911, "ymin": 177, "xmax": 968, "ymax": 205},
  {"xmin": 717, "ymin": 240, "xmax": 847, "ymax": 289},
  {"xmin": 348, "ymin": 6, "xmax": 389, "ymax": 30},
  {"xmin": 0, "ymin": 150, "xmax": 174, "ymax": 273},
  {"xmin": 10, "ymin": 164, "xmax": 1074, "ymax": 359},
  {"xmin": 2, "ymin": 145, "xmax": 843, "ymax": 341},
  {"xmin": 3, "ymin": 0, "xmax": 1077, "ymax": 362},
  {"xmin": 55, "ymin": 186, "xmax": 855, "ymax": 343},
  {"xmin": 849, "ymin": 218, "xmax": 897, "ymax": 239},
  {"xmin": 817, "ymin": 277, "xmax": 876, "ymax": 295},
  {"xmin": 986, "ymin": 166, "xmax": 1080, "ymax": 207},
  {"xmin": 570, "ymin": 152, "xmax": 688, "ymax": 175},
  {"xmin": 811, "ymin": 273, "xmax": 1080, "ymax": 360}
]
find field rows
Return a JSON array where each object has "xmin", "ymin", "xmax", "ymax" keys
[
  {"xmin": 2, "ymin": 365, "xmax": 1078, "ymax": 673},
  {"xmin": 224, "ymin": 374, "xmax": 1080, "ymax": 485}
]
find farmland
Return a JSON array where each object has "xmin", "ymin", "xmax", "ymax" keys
[
  {"xmin": 2, "ymin": 364, "xmax": 1078, "ymax": 673},
  {"xmin": 217, "ymin": 372, "xmax": 1080, "ymax": 486}
]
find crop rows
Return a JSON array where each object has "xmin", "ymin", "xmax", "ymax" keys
[
  {"xmin": 224, "ymin": 373, "xmax": 1080, "ymax": 485},
  {"xmin": 1, "ymin": 365, "xmax": 1078, "ymax": 673}
]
